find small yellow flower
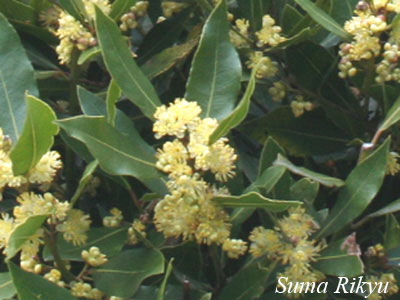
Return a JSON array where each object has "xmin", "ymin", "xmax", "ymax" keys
[
  {"xmin": 57, "ymin": 209, "xmax": 91, "ymax": 245},
  {"xmin": 81, "ymin": 247, "xmax": 108, "ymax": 267}
]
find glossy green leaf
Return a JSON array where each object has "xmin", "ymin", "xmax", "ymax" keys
[
  {"xmin": 58, "ymin": 0, "xmax": 86, "ymax": 23},
  {"xmin": 77, "ymin": 47, "xmax": 101, "ymax": 65},
  {"xmin": 185, "ymin": 0, "xmax": 241, "ymax": 120},
  {"xmin": 0, "ymin": 13, "xmax": 38, "ymax": 142},
  {"xmin": 110, "ymin": 0, "xmax": 136, "ymax": 20},
  {"xmin": 273, "ymin": 27, "xmax": 311, "ymax": 49},
  {"xmin": 253, "ymin": 165, "xmax": 287, "ymax": 193},
  {"xmin": 0, "ymin": 273, "xmax": 16, "ymax": 300},
  {"xmin": 199, "ymin": 293, "xmax": 212, "ymax": 300},
  {"xmin": 93, "ymin": 248, "xmax": 165, "ymax": 298},
  {"xmin": 317, "ymin": 137, "xmax": 391, "ymax": 238},
  {"xmin": 77, "ymin": 86, "xmax": 139, "ymax": 137},
  {"xmin": 70, "ymin": 160, "xmax": 99, "ymax": 205},
  {"xmin": 57, "ymin": 116, "xmax": 166, "ymax": 194},
  {"xmin": 213, "ymin": 191, "xmax": 301, "ymax": 211},
  {"xmin": 137, "ymin": 8, "xmax": 193, "ymax": 64},
  {"xmin": 290, "ymin": 178, "xmax": 321, "ymax": 222},
  {"xmin": 0, "ymin": 0, "xmax": 35, "ymax": 23},
  {"xmin": 379, "ymin": 95, "xmax": 400, "ymax": 132},
  {"xmin": 313, "ymin": 239, "xmax": 364, "ymax": 277},
  {"xmin": 293, "ymin": 0, "xmax": 351, "ymax": 41},
  {"xmin": 208, "ymin": 59, "xmax": 258, "ymax": 144},
  {"xmin": 250, "ymin": 107, "xmax": 351, "ymax": 156},
  {"xmin": 8, "ymin": 262, "xmax": 78, "ymax": 300},
  {"xmin": 385, "ymin": 215, "xmax": 400, "ymax": 250},
  {"xmin": 156, "ymin": 259, "xmax": 174, "ymax": 300},
  {"xmin": 274, "ymin": 154, "xmax": 344, "ymax": 188},
  {"xmin": 218, "ymin": 259, "xmax": 272, "ymax": 300},
  {"xmin": 258, "ymin": 136, "xmax": 285, "ymax": 176},
  {"xmin": 106, "ymin": 79, "xmax": 121, "ymax": 125},
  {"xmin": 141, "ymin": 36, "xmax": 199, "ymax": 79},
  {"xmin": 95, "ymin": 7, "xmax": 161, "ymax": 120},
  {"xmin": 10, "ymin": 95, "xmax": 59, "ymax": 175},
  {"xmin": 6, "ymin": 215, "xmax": 48, "ymax": 260},
  {"xmin": 353, "ymin": 199, "xmax": 400, "ymax": 229},
  {"xmin": 43, "ymin": 227, "xmax": 128, "ymax": 261}
]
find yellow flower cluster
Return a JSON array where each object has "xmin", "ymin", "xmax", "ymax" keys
[
  {"xmin": 103, "ymin": 207, "xmax": 123, "ymax": 227},
  {"xmin": 256, "ymin": 15, "xmax": 286, "ymax": 48},
  {"xmin": 44, "ymin": 269, "xmax": 65, "ymax": 287},
  {"xmin": 338, "ymin": 0, "xmax": 400, "ymax": 81},
  {"xmin": 55, "ymin": 0, "xmax": 111, "ymax": 64},
  {"xmin": 153, "ymin": 99, "xmax": 247, "ymax": 257},
  {"xmin": 246, "ymin": 51, "xmax": 278, "ymax": 79},
  {"xmin": 290, "ymin": 96, "xmax": 313, "ymax": 118},
  {"xmin": 230, "ymin": 19, "xmax": 250, "ymax": 48},
  {"xmin": 128, "ymin": 219, "xmax": 147, "ymax": 245},
  {"xmin": 56, "ymin": 209, "xmax": 91, "ymax": 246},
  {"xmin": 268, "ymin": 81, "xmax": 286, "ymax": 102},
  {"xmin": 386, "ymin": 152, "xmax": 400, "ymax": 175},
  {"xmin": 81, "ymin": 246, "xmax": 108, "ymax": 267},
  {"xmin": 366, "ymin": 273, "xmax": 399, "ymax": 300},
  {"xmin": 162, "ymin": 1, "xmax": 188, "ymax": 18},
  {"xmin": 70, "ymin": 281, "xmax": 104, "ymax": 300},
  {"xmin": 119, "ymin": 1, "xmax": 149, "ymax": 31},
  {"xmin": 1, "ymin": 129, "xmax": 62, "ymax": 193},
  {"xmin": 249, "ymin": 207, "xmax": 324, "ymax": 298}
]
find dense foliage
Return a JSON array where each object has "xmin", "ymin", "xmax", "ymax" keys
[{"xmin": 2, "ymin": 0, "xmax": 400, "ymax": 299}]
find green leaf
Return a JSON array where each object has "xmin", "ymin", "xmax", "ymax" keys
[
  {"xmin": 317, "ymin": 137, "xmax": 391, "ymax": 238},
  {"xmin": 58, "ymin": 0, "xmax": 86, "ymax": 23},
  {"xmin": 353, "ymin": 199, "xmax": 400, "ymax": 229},
  {"xmin": 57, "ymin": 116, "xmax": 166, "ymax": 195},
  {"xmin": 212, "ymin": 191, "xmax": 301, "ymax": 211},
  {"xmin": 313, "ymin": 239, "xmax": 364, "ymax": 277},
  {"xmin": 253, "ymin": 165, "xmax": 287, "ymax": 193},
  {"xmin": 8, "ymin": 262, "xmax": 78, "ymax": 300},
  {"xmin": 273, "ymin": 27, "xmax": 312, "ymax": 49},
  {"xmin": 379, "ymin": 95, "xmax": 400, "ymax": 132},
  {"xmin": 156, "ymin": 258, "xmax": 174, "ymax": 300},
  {"xmin": 385, "ymin": 215, "xmax": 400, "ymax": 250},
  {"xmin": 93, "ymin": 248, "xmax": 165, "ymax": 298},
  {"xmin": 208, "ymin": 59, "xmax": 258, "ymax": 144},
  {"xmin": 258, "ymin": 136, "xmax": 285, "ymax": 177},
  {"xmin": 95, "ymin": 7, "xmax": 161, "ymax": 120},
  {"xmin": 290, "ymin": 178, "xmax": 321, "ymax": 223},
  {"xmin": 77, "ymin": 47, "xmax": 101, "ymax": 65},
  {"xmin": 249, "ymin": 107, "xmax": 351, "ymax": 156},
  {"xmin": 70, "ymin": 160, "xmax": 99, "ymax": 205},
  {"xmin": 77, "ymin": 86, "xmax": 139, "ymax": 137},
  {"xmin": 293, "ymin": 0, "xmax": 351, "ymax": 41},
  {"xmin": 106, "ymin": 79, "xmax": 121, "ymax": 125},
  {"xmin": 137, "ymin": 8, "xmax": 193, "ymax": 64},
  {"xmin": 0, "ymin": 13, "xmax": 38, "ymax": 142},
  {"xmin": 10, "ymin": 95, "xmax": 58, "ymax": 175},
  {"xmin": 185, "ymin": 0, "xmax": 242, "ymax": 120},
  {"xmin": 141, "ymin": 33, "xmax": 199, "ymax": 79},
  {"xmin": 0, "ymin": 0, "xmax": 35, "ymax": 23},
  {"xmin": 0, "ymin": 273, "xmax": 16, "ymax": 300},
  {"xmin": 6, "ymin": 215, "xmax": 48, "ymax": 260},
  {"xmin": 43, "ymin": 227, "xmax": 128, "ymax": 261},
  {"xmin": 274, "ymin": 154, "xmax": 345, "ymax": 188},
  {"xmin": 110, "ymin": 0, "xmax": 136, "ymax": 20},
  {"xmin": 218, "ymin": 259, "xmax": 272, "ymax": 300}
]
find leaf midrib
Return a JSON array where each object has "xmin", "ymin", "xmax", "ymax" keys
[{"xmin": 0, "ymin": 70, "xmax": 19, "ymax": 139}]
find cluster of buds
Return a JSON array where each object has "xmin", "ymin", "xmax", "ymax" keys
[
  {"xmin": 162, "ymin": 1, "xmax": 188, "ymax": 18},
  {"xmin": 246, "ymin": 51, "xmax": 278, "ymax": 79},
  {"xmin": 103, "ymin": 208, "xmax": 123, "ymax": 227},
  {"xmin": 290, "ymin": 96, "xmax": 313, "ymax": 118},
  {"xmin": 269, "ymin": 81, "xmax": 286, "ymax": 102},
  {"xmin": 82, "ymin": 247, "xmax": 108, "ymax": 267},
  {"xmin": 119, "ymin": 1, "xmax": 149, "ymax": 31}
]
